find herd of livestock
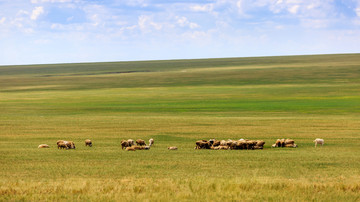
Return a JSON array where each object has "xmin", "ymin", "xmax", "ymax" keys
[{"xmin": 37, "ymin": 138, "xmax": 325, "ymax": 150}]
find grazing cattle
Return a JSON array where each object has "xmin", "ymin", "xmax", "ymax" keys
[
  {"xmin": 271, "ymin": 144, "xmax": 277, "ymax": 148},
  {"xmin": 313, "ymin": 138, "xmax": 324, "ymax": 148},
  {"xmin": 38, "ymin": 144, "xmax": 49, "ymax": 148},
  {"xmin": 136, "ymin": 139, "xmax": 146, "ymax": 146},
  {"xmin": 127, "ymin": 139, "xmax": 135, "ymax": 147},
  {"xmin": 168, "ymin": 147, "xmax": 178, "ymax": 150},
  {"xmin": 144, "ymin": 146, "xmax": 151, "ymax": 150},
  {"xmin": 149, "ymin": 138, "xmax": 154, "ymax": 146},
  {"xmin": 85, "ymin": 139, "xmax": 92, "ymax": 147},
  {"xmin": 209, "ymin": 139, "xmax": 216, "ymax": 145},
  {"xmin": 121, "ymin": 140, "xmax": 129, "ymax": 150}
]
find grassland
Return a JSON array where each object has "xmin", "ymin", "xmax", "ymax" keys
[{"xmin": 1, "ymin": 54, "xmax": 360, "ymax": 201}]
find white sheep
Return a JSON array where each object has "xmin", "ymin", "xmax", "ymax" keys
[
  {"xmin": 149, "ymin": 138, "xmax": 154, "ymax": 146},
  {"xmin": 313, "ymin": 138, "xmax": 324, "ymax": 148}
]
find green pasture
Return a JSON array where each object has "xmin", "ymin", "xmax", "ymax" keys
[{"xmin": 1, "ymin": 54, "xmax": 360, "ymax": 201}]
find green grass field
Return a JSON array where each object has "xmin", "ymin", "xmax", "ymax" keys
[{"xmin": 1, "ymin": 54, "xmax": 360, "ymax": 201}]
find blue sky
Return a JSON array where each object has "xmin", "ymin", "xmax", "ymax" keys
[{"xmin": 0, "ymin": 0, "xmax": 359, "ymax": 65}]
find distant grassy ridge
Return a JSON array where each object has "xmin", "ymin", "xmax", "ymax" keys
[
  {"xmin": 1, "ymin": 54, "xmax": 358, "ymax": 75},
  {"xmin": 1, "ymin": 54, "xmax": 359, "ymax": 90}
]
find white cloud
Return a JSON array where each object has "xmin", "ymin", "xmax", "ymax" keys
[
  {"xmin": 356, "ymin": 7, "xmax": 360, "ymax": 17},
  {"xmin": 31, "ymin": 0, "xmax": 72, "ymax": 3},
  {"xmin": 288, "ymin": 5, "xmax": 300, "ymax": 14},
  {"xmin": 0, "ymin": 17, "xmax": 6, "ymax": 24},
  {"xmin": 190, "ymin": 4, "xmax": 213, "ymax": 12},
  {"xmin": 17, "ymin": 10, "xmax": 30, "ymax": 16},
  {"xmin": 33, "ymin": 39, "xmax": 51, "ymax": 44},
  {"xmin": 31, "ymin": 6, "xmax": 44, "ymax": 20},
  {"xmin": 113, "ymin": 0, "xmax": 148, "ymax": 7},
  {"xmin": 182, "ymin": 30, "xmax": 209, "ymax": 40},
  {"xmin": 138, "ymin": 15, "xmax": 162, "ymax": 32},
  {"xmin": 176, "ymin": 16, "xmax": 199, "ymax": 29},
  {"xmin": 301, "ymin": 19, "xmax": 329, "ymax": 29}
]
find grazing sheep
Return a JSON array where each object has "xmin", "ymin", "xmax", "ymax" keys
[
  {"xmin": 168, "ymin": 147, "xmax": 178, "ymax": 150},
  {"xmin": 229, "ymin": 141, "xmax": 238, "ymax": 150},
  {"xmin": 57, "ymin": 140, "xmax": 70, "ymax": 149},
  {"xmin": 127, "ymin": 139, "xmax": 135, "ymax": 147},
  {"xmin": 149, "ymin": 138, "xmax": 154, "ymax": 146},
  {"xmin": 136, "ymin": 139, "xmax": 146, "ymax": 146},
  {"xmin": 85, "ymin": 139, "xmax": 92, "ymax": 147},
  {"xmin": 253, "ymin": 140, "xmax": 265, "ymax": 149},
  {"xmin": 212, "ymin": 140, "xmax": 221, "ymax": 147},
  {"xmin": 313, "ymin": 138, "xmax": 324, "ymax": 148},
  {"xmin": 245, "ymin": 140, "xmax": 256, "ymax": 150},
  {"xmin": 38, "ymin": 144, "xmax": 49, "ymax": 148},
  {"xmin": 56, "ymin": 140, "xmax": 65, "ymax": 146},
  {"xmin": 220, "ymin": 140, "xmax": 227, "ymax": 146},
  {"xmin": 195, "ymin": 140, "xmax": 211, "ymax": 149},
  {"xmin": 280, "ymin": 139, "xmax": 286, "ymax": 147},
  {"xmin": 238, "ymin": 140, "xmax": 247, "ymax": 150},
  {"xmin": 273, "ymin": 139, "xmax": 296, "ymax": 148},
  {"xmin": 285, "ymin": 139, "xmax": 295, "ymax": 145},
  {"xmin": 226, "ymin": 139, "xmax": 234, "ymax": 147},
  {"xmin": 66, "ymin": 141, "xmax": 76, "ymax": 149},
  {"xmin": 121, "ymin": 140, "xmax": 129, "ymax": 150},
  {"xmin": 275, "ymin": 139, "xmax": 282, "ymax": 147},
  {"xmin": 58, "ymin": 142, "xmax": 68, "ymax": 149},
  {"xmin": 284, "ymin": 144, "xmax": 298, "ymax": 148},
  {"xmin": 126, "ymin": 147, "xmax": 136, "ymax": 151},
  {"xmin": 211, "ymin": 146, "xmax": 220, "ymax": 150},
  {"xmin": 132, "ymin": 146, "xmax": 145, "ymax": 150},
  {"xmin": 218, "ymin": 146, "xmax": 229, "ymax": 150},
  {"xmin": 256, "ymin": 140, "xmax": 265, "ymax": 147},
  {"xmin": 209, "ymin": 139, "xmax": 215, "ymax": 145}
]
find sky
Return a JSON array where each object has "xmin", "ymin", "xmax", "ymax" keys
[{"xmin": 0, "ymin": 0, "xmax": 360, "ymax": 65}]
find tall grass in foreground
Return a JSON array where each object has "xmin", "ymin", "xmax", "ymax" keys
[{"xmin": 0, "ymin": 54, "xmax": 360, "ymax": 201}]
